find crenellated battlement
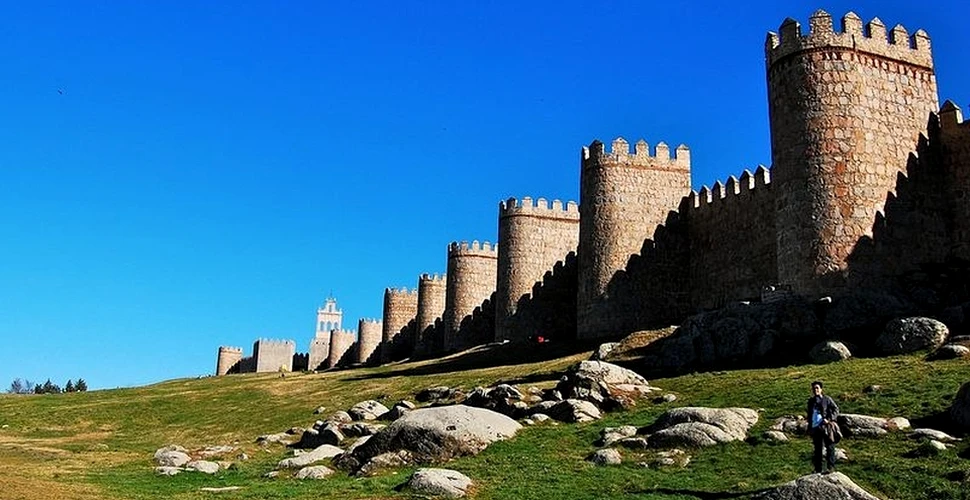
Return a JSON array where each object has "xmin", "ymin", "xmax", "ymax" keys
[
  {"xmin": 448, "ymin": 240, "xmax": 498, "ymax": 258},
  {"xmin": 498, "ymin": 197, "xmax": 580, "ymax": 220},
  {"xmin": 330, "ymin": 329, "xmax": 356, "ymax": 337},
  {"xmin": 581, "ymin": 137, "xmax": 690, "ymax": 171},
  {"xmin": 940, "ymin": 101, "xmax": 970, "ymax": 132},
  {"xmin": 358, "ymin": 318, "xmax": 383, "ymax": 325},
  {"xmin": 689, "ymin": 166, "xmax": 772, "ymax": 209},
  {"xmin": 384, "ymin": 286, "xmax": 418, "ymax": 297},
  {"xmin": 218, "ymin": 346, "xmax": 243, "ymax": 353},
  {"xmin": 254, "ymin": 339, "xmax": 296, "ymax": 346},
  {"xmin": 419, "ymin": 273, "xmax": 447, "ymax": 283},
  {"xmin": 766, "ymin": 10, "xmax": 933, "ymax": 69}
]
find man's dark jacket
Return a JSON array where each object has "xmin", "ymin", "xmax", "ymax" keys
[{"xmin": 806, "ymin": 394, "xmax": 840, "ymax": 431}]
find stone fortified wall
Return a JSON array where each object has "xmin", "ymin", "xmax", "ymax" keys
[
  {"xmin": 767, "ymin": 10, "xmax": 939, "ymax": 296},
  {"xmin": 356, "ymin": 318, "xmax": 383, "ymax": 365},
  {"xmin": 253, "ymin": 339, "xmax": 296, "ymax": 373},
  {"xmin": 501, "ymin": 252, "xmax": 578, "ymax": 341},
  {"xmin": 381, "ymin": 287, "xmax": 418, "ymax": 362},
  {"xmin": 577, "ymin": 138, "xmax": 691, "ymax": 339},
  {"xmin": 687, "ymin": 167, "xmax": 777, "ymax": 309},
  {"xmin": 415, "ymin": 273, "xmax": 447, "ymax": 355},
  {"xmin": 940, "ymin": 103, "xmax": 970, "ymax": 261},
  {"xmin": 308, "ymin": 337, "xmax": 330, "ymax": 371},
  {"xmin": 216, "ymin": 346, "xmax": 243, "ymax": 376},
  {"xmin": 496, "ymin": 197, "xmax": 579, "ymax": 342},
  {"xmin": 444, "ymin": 240, "xmax": 498, "ymax": 351},
  {"xmin": 326, "ymin": 329, "xmax": 356, "ymax": 369}
]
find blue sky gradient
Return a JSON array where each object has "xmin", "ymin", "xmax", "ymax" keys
[{"xmin": 2, "ymin": 1, "xmax": 967, "ymax": 389}]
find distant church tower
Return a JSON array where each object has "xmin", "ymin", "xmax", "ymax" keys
[{"xmin": 309, "ymin": 296, "xmax": 342, "ymax": 370}]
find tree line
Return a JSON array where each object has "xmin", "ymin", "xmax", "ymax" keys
[{"xmin": 8, "ymin": 378, "xmax": 88, "ymax": 394}]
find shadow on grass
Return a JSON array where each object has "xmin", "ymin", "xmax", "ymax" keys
[
  {"xmin": 342, "ymin": 340, "xmax": 598, "ymax": 381},
  {"xmin": 634, "ymin": 487, "xmax": 772, "ymax": 499},
  {"xmin": 911, "ymin": 410, "xmax": 965, "ymax": 436}
]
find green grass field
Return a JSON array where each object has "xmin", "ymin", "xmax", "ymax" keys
[{"xmin": 2, "ymin": 346, "xmax": 969, "ymax": 499}]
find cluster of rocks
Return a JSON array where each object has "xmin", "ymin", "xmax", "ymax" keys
[
  {"xmin": 585, "ymin": 406, "xmax": 759, "ymax": 469},
  {"xmin": 153, "ymin": 444, "xmax": 243, "ymax": 476},
  {"xmin": 809, "ymin": 316, "xmax": 964, "ymax": 364}
]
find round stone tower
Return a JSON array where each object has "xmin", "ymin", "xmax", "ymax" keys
[
  {"xmin": 326, "ymin": 329, "xmax": 356, "ymax": 369},
  {"xmin": 496, "ymin": 197, "xmax": 580, "ymax": 342},
  {"xmin": 216, "ymin": 346, "xmax": 243, "ymax": 376},
  {"xmin": 415, "ymin": 273, "xmax": 447, "ymax": 354},
  {"xmin": 382, "ymin": 287, "xmax": 418, "ymax": 363},
  {"xmin": 356, "ymin": 318, "xmax": 383, "ymax": 365},
  {"xmin": 444, "ymin": 240, "xmax": 498, "ymax": 351},
  {"xmin": 766, "ymin": 10, "xmax": 939, "ymax": 295},
  {"xmin": 577, "ymin": 137, "xmax": 691, "ymax": 339}
]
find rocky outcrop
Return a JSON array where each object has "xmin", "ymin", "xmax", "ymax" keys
[
  {"xmin": 590, "ymin": 343, "xmax": 618, "ymax": 361},
  {"xmin": 335, "ymin": 405, "xmax": 520, "ymax": 474},
  {"xmin": 642, "ymin": 407, "xmax": 758, "ymax": 448},
  {"xmin": 544, "ymin": 399, "xmax": 601, "ymax": 423},
  {"xmin": 875, "ymin": 317, "xmax": 948, "ymax": 354},
  {"xmin": 933, "ymin": 344, "xmax": 970, "ymax": 360},
  {"xmin": 348, "ymin": 401, "xmax": 389, "ymax": 421},
  {"xmin": 555, "ymin": 361, "xmax": 655, "ymax": 410},
  {"xmin": 404, "ymin": 468, "xmax": 473, "ymax": 498},
  {"xmin": 753, "ymin": 472, "xmax": 881, "ymax": 500}
]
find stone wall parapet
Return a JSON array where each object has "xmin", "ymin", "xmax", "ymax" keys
[
  {"xmin": 689, "ymin": 166, "xmax": 772, "ymax": 210},
  {"xmin": 498, "ymin": 197, "xmax": 579, "ymax": 220},
  {"xmin": 448, "ymin": 240, "xmax": 498, "ymax": 258},
  {"xmin": 582, "ymin": 137, "xmax": 690, "ymax": 172},
  {"xmin": 766, "ymin": 10, "xmax": 932, "ymax": 69}
]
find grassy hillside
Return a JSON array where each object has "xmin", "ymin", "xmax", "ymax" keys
[{"xmin": 2, "ymin": 346, "xmax": 970, "ymax": 499}]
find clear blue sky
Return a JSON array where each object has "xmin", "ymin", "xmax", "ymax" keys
[{"xmin": 1, "ymin": 1, "xmax": 967, "ymax": 389}]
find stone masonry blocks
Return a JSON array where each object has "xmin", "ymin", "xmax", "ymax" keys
[
  {"xmin": 577, "ymin": 138, "xmax": 691, "ymax": 339},
  {"xmin": 496, "ymin": 197, "xmax": 579, "ymax": 342},
  {"xmin": 767, "ymin": 9, "xmax": 939, "ymax": 295},
  {"xmin": 444, "ymin": 240, "xmax": 498, "ymax": 351}
]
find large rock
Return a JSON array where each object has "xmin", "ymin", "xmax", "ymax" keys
[
  {"xmin": 838, "ymin": 414, "xmax": 888, "ymax": 438},
  {"xmin": 555, "ymin": 361, "xmax": 654, "ymax": 410},
  {"xmin": 462, "ymin": 386, "xmax": 521, "ymax": 418},
  {"xmin": 348, "ymin": 400, "xmax": 389, "ymax": 421},
  {"xmin": 950, "ymin": 381, "xmax": 970, "ymax": 428},
  {"xmin": 185, "ymin": 460, "xmax": 220, "ymax": 474},
  {"xmin": 590, "ymin": 342, "xmax": 618, "ymax": 361},
  {"xmin": 416, "ymin": 386, "xmax": 456, "ymax": 403},
  {"xmin": 404, "ymin": 468, "xmax": 473, "ymax": 498},
  {"xmin": 753, "ymin": 472, "xmax": 881, "ymax": 500},
  {"xmin": 277, "ymin": 444, "xmax": 343, "ymax": 469},
  {"xmin": 628, "ymin": 298, "xmax": 820, "ymax": 376},
  {"xmin": 295, "ymin": 465, "xmax": 335, "ymax": 480},
  {"xmin": 933, "ymin": 344, "xmax": 970, "ymax": 360},
  {"xmin": 910, "ymin": 428, "xmax": 960, "ymax": 442},
  {"xmin": 586, "ymin": 448, "xmax": 621, "ymax": 466},
  {"xmin": 154, "ymin": 446, "xmax": 191, "ymax": 467},
  {"xmin": 875, "ymin": 317, "xmax": 948, "ymax": 355},
  {"xmin": 809, "ymin": 341, "xmax": 851, "ymax": 364},
  {"xmin": 336, "ymin": 405, "xmax": 520, "ymax": 474},
  {"xmin": 643, "ymin": 407, "xmax": 758, "ymax": 448},
  {"xmin": 545, "ymin": 399, "xmax": 601, "ymax": 423}
]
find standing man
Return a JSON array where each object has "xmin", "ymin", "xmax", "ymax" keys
[{"xmin": 806, "ymin": 380, "xmax": 840, "ymax": 473}]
